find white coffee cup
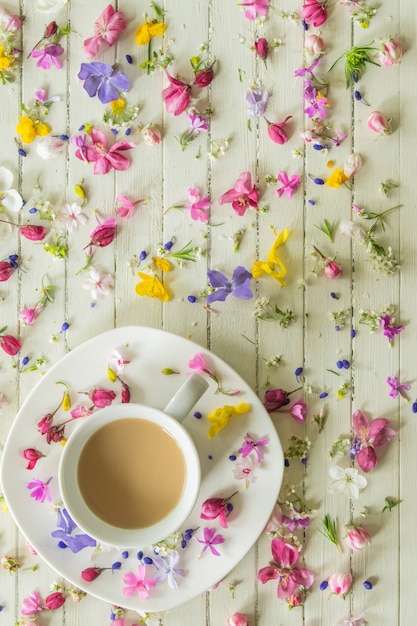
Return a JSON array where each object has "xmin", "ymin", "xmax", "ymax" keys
[{"xmin": 58, "ymin": 374, "xmax": 208, "ymax": 548}]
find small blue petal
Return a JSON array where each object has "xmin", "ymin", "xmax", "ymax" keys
[
  {"xmin": 336, "ymin": 360, "xmax": 343, "ymax": 369},
  {"xmin": 342, "ymin": 359, "xmax": 350, "ymax": 369},
  {"xmin": 319, "ymin": 392, "xmax": 328, "ymax": 399},
  {"xmin": 18, "ymin": 148, "xmax": 27, "ymax": 157},
  {"xmin": 188, "ymin": 295, "xmax": 197, "ymax": 303},
  {"xmin": 354, "ymin": 90, "xmax": 362, "ymax": 100},
  {"xmin": 139, "ymin": 250, "xmax": 147, "ymax": 261},
  {"xmin": 121, "ymin": 550, "xmax": 129, "ymax": 559},
  {"xmin": 61, "ymin": 322, "xmax": 70, "ymax": 332},
  {"xmin": 59, "ymin": 134, "xmax": 69, "ymax": 140},
  {"xmin": 57, "ymin": 541, "xmax": 67, "ymax": 549},
  {"xmin": 351, "ymin": 329, "xmax": 356, "ymax": 338},
  {"xmin": 29, "ymin": 207, "xmax": 37, "ymax": 214},
  {"xmin": 194, "ymin": 411, "xmax": 202, "ymax": 419},
  {"xmin": 181, "ymin": 539, "xmax": 187, "ymax": 548},
  {"xmin": 302, "ymin": 19, "xmax": 308, "ymax": 30},
  {"xmin": 314, "ymin": 177, "xmax": 325, "ymax": 185},
  {"xmin": 412, "ymin": 401, "xmax": 417, "ymax": 414},
  {"xmin": 22, "ymin": 356, "xmax": 29, "ymax": 366},
  {"xmin": 229, "ymin": 454, "xmax": 237, "ymax": 461},
  {"xmin": 320, "ymin": 580, "xmax": 328, "ymax": 590},
  {"xmin": 363, "ymin": 580, "xmax": 373, "ymax": 590},
  {"xmin": 126, "ymin": 54, "xmax": 133, "ymax": 64},
  {"xmin": 125, "ymin": 127, "xmax": 131, "ymax": 135},
  {"xmin": 227, "ymin": 502, "xmax": 233, "ymax": 512},
  {"xmin": 335, "ymin": 325, "xmax": 340, "ymax": 331},
  {"xmin": 137, "ymin": 551, "xmax": 143, "ymax": 560},
  {"xmin": 164, "ymin": 240, "xmax": 174, "ymax": 250},
  {"xmin": 295, "ymin": 367, "xmax": 303, "ymax": 377},
  {"xmin": 284, "ymin": 458, "xmax": 290, "ymax": 467},
  {"xmin": 111, "ymin": 128, "xmax": 118, "ymax": 135},
  {"xmin": 308, "ymin": 199, "xmax": 316, "ymax": 205},
  {"xmin": 143, "ymin": 556, "xmax": 153, "ymax": 564},
  {"xmin": 112, "ymin": 561, "xmax": 122, "ymax": 571},
  {"xmin": 330, "ymin": 292, "xmax": 338, "ymax": 299}
]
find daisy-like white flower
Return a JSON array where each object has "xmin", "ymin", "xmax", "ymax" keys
[
  {"xmin": 329, "ymin": 465, "xmax": 367, "ymax": 499},
  {"xmin": 59, "ymin": 202, "xmax": 88, "ymax": 233},
  {"xmin": 0, "ymin": 166, "xmax": 23, "ymax": 214},
  {"xmin": 82, "ymin": 268, "xmax": 113, "ymax": 301}
]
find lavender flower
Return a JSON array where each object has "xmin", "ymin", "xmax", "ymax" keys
[
  {"xmin": 78, "ymin": 62, "xmax": 130, "ymax": 103},
  {"xmin": 246, "ymin": 88, "xmax": 269, "ymax": 117},
  {"xmin": 206, "ymin": 266, "xmax": 253, "ymax": 303}
]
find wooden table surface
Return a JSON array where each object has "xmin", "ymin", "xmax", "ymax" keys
[{"xmin": 0, "ymin": 1, "xmax": 414, "ymax": 625}]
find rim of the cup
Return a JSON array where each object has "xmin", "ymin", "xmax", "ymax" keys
[{"xmin": 58, "ymin": 403, "xmax": 201, "ymax": 548}]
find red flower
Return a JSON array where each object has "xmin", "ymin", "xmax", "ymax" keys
[
  {"xmin": 263, "ymin": 388, "xmax": 291, "ymax": 412},
  {"xmin": 193, "ymin": 63, "xmax": 215, "ymax": 88},
  {"xmin": 81, "ymin": 566, "xmax": 105, "ymax": 581},
  {"xmin": 200, "ymin": 492, "xmax": 237, "ymax": 528},
  {"xmin": 19, "ymin": 224, "xmax": 48, "ymax": 241},
  {"xmin": 23, "ymin": 448, "xmax": 45, "ymax": 470},
  {"xmin": 254, "ymin": 37, "xmax": 269, "ymax": 61},
  {"xmin": 162, "ymin": 70, "xmax": 191, "ymax": 116},
  {"xmin": 43, "ymin": 591, "xmax": 66, "ymax": 610},
  {"xmin": 87, "ymin": 216, "xmax": 117, "ymax": 248},
  {"xmin": 0, "ymin": 333, "xmax": 21, "ymax": 355},
  {"xmin": 0, "ymin": 261, "xmax": 14, "ymax": 281},
  {"xmin": 265, "ymin": 116, "xmax": 292, "ymax": 144}
]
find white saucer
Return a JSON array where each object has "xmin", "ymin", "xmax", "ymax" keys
[{"xmin": 0, "ymin": 326, "xmax": 283, "ymax": 612}]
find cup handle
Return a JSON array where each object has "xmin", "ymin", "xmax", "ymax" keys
[{"xmin": 163, "ymin": 374, "xmax": 209, "ymax": 422}]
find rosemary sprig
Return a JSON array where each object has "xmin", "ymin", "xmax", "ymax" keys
[
  {"xmin": 319, "ymin": 514, "xmax": 342, "ymax": 553},
  {"xmin": 314, "ymin": 219, "xmax": 336, "ymax": 242},
  {"xmin": 382, "ymin": 497, "xmax": 402, "ymax": 513},
  {"xmin": 167, "ymin": 241, "xmax": 199, "ymax": 263}
]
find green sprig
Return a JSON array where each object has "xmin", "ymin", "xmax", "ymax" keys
[
  {"xmin": 314, "ymin": 219, "xmax": 336, "ymax": 242},
  {"xmin": 319, "ymin": 514, "xmax": 342, "ymax": 553},
  {"xmin": 382, "ymin": 497, "xmax": 402, "ymax": 513},
  {"xmin": 328, "ymin": 44, "xmax": 380, "ymax": 88}
]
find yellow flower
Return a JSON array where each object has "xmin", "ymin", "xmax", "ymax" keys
[
  {"xmin": 325, "ymin": 168, "xmax": 349, "ymax": 188},
  {"xmin": 107, "ymin": 366, "xmax": 117, "ymax": 382},
  {"xmin": 0, "ymin": 45, "xmax": 11, "ymax": 70},
  {"xmin": 135, "ymin": 272, "xmax": 170, "ymax": 301},
  {"xmin": 152, "ymin": 257, "xmax": 173, "ymax": 271},
  {"xmin": 207, "ymin": 402, "xmax": 250, "ymax": 439},
  {"xmin": 16, "ymin": 116, "xmax": 51, "ymax": 144},
  {"xmin": 110, "ymin": 98, "xmax": 126, "ymax": 115},
  {"xmin": 135, "ymin": 20, "xmax": 167, "ymax": 46},
  {"xmin": 251, "ymin": 228, "xmax": 290, "ymax": 287}
]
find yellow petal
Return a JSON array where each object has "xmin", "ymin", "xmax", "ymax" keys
[
  {"xmin": 135, "ymin": 272, "xmax": 170, "ymax": 301},
  {"xmin": 135, "ymin": 22, "xmax": 152, "ymax": 45},
  {"xmin": 35, "ymin": 121, "xmax": 51, "ymax": 137},
  {"xmin": 267, "ymin": 228, "xmax": 290, "ymax": 261},
  {"xmin": 16, "ymin": 117, "xmax": 36, "ymax": 144},
  {"xmin": 107, "ymin": 367, "xmax": 117, "ymax": 382},
  {"xmin": 325, "ymin": 168, "xmax": 348, "ymax": 188},
  {"xmin": 149, "ymin": 21, "xmax": 167, "ymax": 37},
  {"xmin": 152, "ymin": 257, "xmax": 173, "ymax": 271}
]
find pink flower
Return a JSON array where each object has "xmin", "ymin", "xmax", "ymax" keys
[
  {"xmin": 195, "ymin": 526, "xmax": 225, "ymax": 557},
  {"xmin": 140, "ymin": 124, "xmax": 161, "ymax": 146},
  {"xmin": 70, "ymin": 405, "xmax": 93, "ymax": 418},
  {"xmin": 305, "ymin": 33, "xmax": 325, "ymax": 56},
  {"xmin": 77, "ymin": 128, "xmax": 136, "ymax": 175},
  {"xmin": 258, "ymin": 538, "xmax": 314, "ymax": 600},
  {"xmin": 200, "ymin": 492, "xmax": 237, "ymax": 528},
  {"xmin": 254, "ymin": 37, "xmax": 269, "ymax": 61},
  {"xmin": 323, "ymin": 260, "xmax": 343, "ymax": 279},
  {"xmin": 116, "ymin": 195, "xmax": 145, "ymax": 220},
  {"xmin": 352, "ymin": 409, "xmax": 396, "ymax": 472},
  {"xmin": 346, "ymin": 525, "xmax": 371, "ymax": 551},
  {"xmin": 301, "ymin": 0, "xmax": 328, "ymax": 27},
  {"xmin": 87, "ymin": 215, "xmax": 117, "ymax": 248},
  {"xmin": 85, "ymin": 388, "xmax": 116, "ymax": 408},
  {"xmin": 289, "ymin": 398, "xmax": 307, "ymax": 423},
  {"xmin": 367, "ymin": 111, "xmax": 391, "ymax": 135},
  {"xmin": 31, "ymin": 43, "xmax": 64, "ymax": 69},
  {"xmin": 265, "ymin": 116, "xmax": 292, "ymax": 144},
  {"xmin": 218, "ymin": 171, "xmax": 259, "ymax": 216},
  {"xmin": 239, "ymin": 0, "xmax": 270, "ymax": 20},
  {"xmin": 0, "ymin": 260, "xmax": 14, "ymax": 281},
  {"xmin": 27, "ymin": 477, "xmax": 52, "ymax": 503},
  {"xmin": 228, "ymin": 613, "xmax": 249, "ymax": 626},
  {"xmin": 184, "ymin": 187, "xmax": 210, "ymax": 222},
  {"xmin": 19, "ymin": 307, "xmax": 37, "ymax": 325},
  {"xmin": 44, "ymin": 591, "xmax": 66, "ymax": 610},
  {"xmin": 83, "ymin": 4, "xmax": 127, "ymax": 59},
  {"xmin": 0, "ymin": 333, "xmax": 21, "ymax": 355},
  {"xmin": 81, "ymin": 566, "xmax": 105, "ymax": 582},
  {"xmin": 21, "ymin": 591, "xmax": 43, "ymax": 616},
  {"xmin": 239, "ymin": 433, "xmax": 269, "ymax": 462},
  {"xmin": 23, "ymin": 448, "xmax": 45, "ymax": 470},
  {"xmin": 386, "ymin": 375, "xmax": 410, "ymax": 400},
  {"xmin": 379, "ymin": 314, "xmax": 404, "ymax": 344},
  {"xmin": 162, "ymin": 71, "xmax": 191, "ymax": 116},
  {"xmin": 328, "ymin": 572, "xmax": 352, "ymax": 596},
  {"xmin": 378, "ymin": 37, "xmax": 403, "ymax": 66},
  {"xmin": 123, "ymin": 565, "xmax": 157, "ymax": 598},
  {"xmin": 276, "ymin": 171, "xmax": 302, "ymax": 199}
]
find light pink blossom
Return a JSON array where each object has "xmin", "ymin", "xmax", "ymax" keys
[
  {"xmin": 59, "ymin": 202, "xmax": 88, "ymax": 232},
  {"xmin": 123, "ymin": 565, "xmax": 156, "ymax": 598},
  {"xmin": 378, "ymin": 37, "xmax": 403, "ymax": 66},
  {"xmin": 305, "ymin": 33, "xmax": 325, "ymax": 56},
  {"xmin": 21, "ymin": 590, "xmax": 43, "ymax": 615},
  {"xmin": 27, "ymin": 477, "xmax": 52, "ymax": 503},
  {"xmin": 228, "ymin": 613, "xmax": 249, "ymax": 626},
  {"xmin": 83, "ymin": 4, "xmax": 127, "ymax": 59},
  {"xmin": 116, "ymin": 194, "xmax": 145, "ymax": 220},
  {"xmin": 367, "ymin": 111, "xmax": 391, "ymax": 135},
  {"xmin": 31, "ymin": 43, "xmax": 64, "ymax": 69},
  {"xmin": 346, "ymin": 525, "xmax": 371, "ymax": 551},
  {"xmin": 239, "ymin": 0, "xmax": 270, "ymax": 20},
  {"xmin": 352, "ymin": 409, "xmax": 396, "ymax": 472},
  {"xmin": 184, "ymin": 187, "xmax": 210, "ymax": 222},
  {"xmin": 218, "ymin": 171, "xmax": 259, "ymax": 216},
  {"xmin": 289, "ymin": 398, "xmax": 307, "ymax": 423},
  {"xmin": 232, "ymin": 455, "xmax": 258, "ymax": 489},
  {"xmin": 323, "ymin": 260, "xmax": 343, "ymax": 279},
  {"xmin": 328, "ymin": 572, "xmax": 352, "ymax": 596},
  {"xmin": 82, "ymin": 268, "xmax": 114, "ymax": 301}
]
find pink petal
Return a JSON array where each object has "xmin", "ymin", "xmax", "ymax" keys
[
  {"xmin": 357, "ymin": 446, "xmax": 377, "ymax": 473},
  {"xmin": 257, "ymin": 565, "xmax": 279, "ymax": 584},
  {"xmin": 270, "ymin": 538, "xmax": 299, "ymax": 568},
  {"xmin": 104, "ymin": 151, "xmax": 132, "ymax": 171},
  {"xmin": 234, "ymin": 171, "xmax": 253, "ymax": 194},
  {"xmin": 218, "ymin": 188, "xmax": 239, "ymax": 205},
  {"xmin": 276, "ymin": 576, "xmax": 296, "ymax": 600},
  {"xmin": 93, "ymin": 157, "xmax": 112, "ymax": 175},
  {"xmin": 352, "ymin": 409, "xmax": 370, "ymax": 438},
  {"xmin": 292, "ymin": 566, "xmax": 314, "ymax": 588}
]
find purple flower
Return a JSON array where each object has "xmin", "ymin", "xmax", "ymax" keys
[
  {"xmin": 195, "ymin": 527, "xmax": 224, "ymax": 557},
  {"xmin": 51, "ymin": 507, "xmax": 97, "ymax": 552},
  {"xmin": 379, "ymin": 314, "xmax": 404, "ymax": 344},
  {"xmin": 238, "ymin": 433, "xmax": 269, "ymax": 462},
  {"xmin": 187, "ymin": 110, "xmax": 209, "ymax": 132},
  {"xmin": 304, "ymin": 95, "xmax": 330, "ymax": 119},
  {"xmin": 78, "ymin": 62, "xmax": 130, "ymax": 104},
  {"xmin": 294, "ymin": 57, "xmax": 322, "ymax": 77},
  {"xmin": 246, "ymin": 88, "xmax": 269, "ymax": 117},
  {"xmin": 152, "ymin": 552, "xmax": 186, "ymax": 589},
  {"xmin": 386, "ymin": 376, "xmax": 410, "ymax": 400},
  {"xmin": 206, "ymin": 266, "xmax": 253, "ymax": 303},
  {"xmin": 27, "ymin": 477, "xmax": 52, "ymax": 502},
  {"xmin": 31, "ymin": 43, "xmax": 64, "ymax": 69}
]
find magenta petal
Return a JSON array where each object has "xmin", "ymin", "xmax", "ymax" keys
[
  {"xmin": 218, "ymin": 188, "xmax": 239, "ymax": 205},
  {"xmin": 257, "ymin": 565, "xmax": 279, "ymax": 584},
  {"xmin": 357, "ymin": 446, "xmax": 377, "ymax": 472},
  {"xmin": 352, "ymin": 409, "xmax": 370, "ymax": 438},
  {"xmin": 234, "ymin": 171, "xmax": 253, "ymax": 194},
  {"xmin": 270, "ymin": 538, "xmax": 299, "ymax": 568},
  {"xmin": 292, "ymin": 566, "xmax": 314, "ymax": 588},
  {"xmin": 276, "ymin": 576, "xmax": 296, "ymax": 600}
]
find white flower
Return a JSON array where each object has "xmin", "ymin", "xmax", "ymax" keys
[
  {"xmin": 83, "ymin": 268, "xmax": 113, "ymax": 302},
  {"xmin": 35, "ymin": 0, "xmax": 68, "ymax": 12},
  {"xmin": 36, "ymin": 136, "xmax": 67, "ymax": 160},
  {"xmin": 108, "ymin": 349, "xmax": 126, "ymax": 376},
  {"xmin": 0, "ymin": 167, "xmax": 23, "ymax": 214},
  {"xmin": 58, "ymin": 203, "xmax": 88, "ymax": 233},
  {"xmin": 233, "ymin": 456, "xmax": 258, "ymax": 489},
  {"xmin": 343, "ymin": 153, "xmax": 363, "ymax": 178},
  {"xmin": 329, "ymin": 465, "xmax": 367, "ymax": 499},
  {"xmin": 339, "ymin": 219, "xmax": 367, "ymax": 244}
]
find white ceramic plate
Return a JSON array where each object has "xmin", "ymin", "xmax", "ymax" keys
[{"xmin": 0, "ymin": 326, "xmax": 283, "ymax": 612}]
